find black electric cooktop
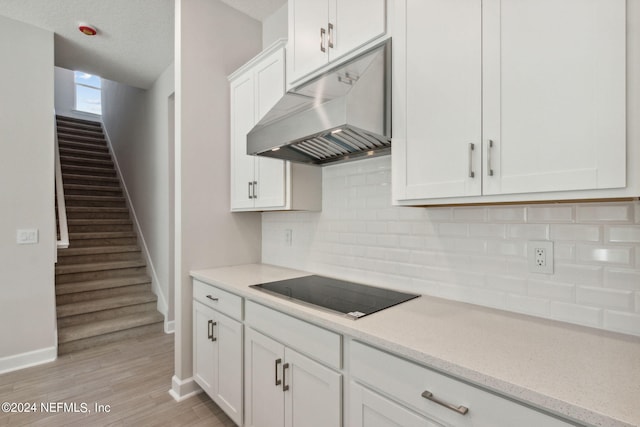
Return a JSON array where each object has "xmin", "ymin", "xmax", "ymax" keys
[{"xmin": 250, "ymin": 275, "xmax": 420, "ymax": 319}]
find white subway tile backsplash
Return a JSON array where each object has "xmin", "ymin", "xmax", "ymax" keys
[
  {"xmin": 549, "ymin": 302, "xmax": 602, "ymax": 328},
  {"xmin": 507, "ymin": 224, "xmax": 549, "ymax": 240},
  {"xmin": 438, "ymin": 223, "xmax": 468, "ymax": 237},
  {"xmin": 576, "ymin": 245, "xmax": 633, "ymax": 266},
  {"xmin": 488, "ymin": 207, "xmax": 526, "ymax": 222},
  {"xmin": 469, "ymin": 223, "xmax": 507, "ymax": 238},
  {"xmin": 576, "ymin": 286, "xmax": 634, "ymax": 310},
  {"xmin": 486, "ymin": 240, "xmax": 526, "ymax": 257},
  {"xmin": 506, "ymin": 294, "xmax": 550, "ymax": 317},
  {"xmin": 554, "ymin": 243, "xmax": 576, "ymax": 261},
  {"xmin": 607, "ymin": 225, "xmax": 640, "ymax": 243},
  {"xmin": 262, "ymin": 157, "xmax": 640, "ymax": 337},
  {"xmin": 576, "ymin": 203, "xmax": 634, "ymax": 223},
  {"xmin": 551, "ymin": 224, "xmax": 601, "ymax": 242},
  {"xmin": 486, "ymin": 275, "xmax": 527, "ymax": 294},
  {"xmin": 604, "ymin": 269, "xmax": 640, "ymax": 291},
  {"xmin": 528, "ymin": 279, "xmax": 575, "ymax": 302},
  {"xmin": 603, "ymin": 310, "xmax": 640, "ymax": 336},
  {"xmin": 553, "ymin": 264, "xmax": 603, "ymax": 286},
  {"xmin": 527, "ymin": 206, "xmax": 574, "ymax": 223},
  {"xmin": 453, "ymin": 207, "xmax": 487, "ymax": 222}
]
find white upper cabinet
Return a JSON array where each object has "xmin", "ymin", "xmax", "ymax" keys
[
  {"xmin": 229, "ymin": 40, "xmax": 321, "ymax": 212},
  {"xmin": 287, "ymin": 0, "xmax": 387, "ymax": 85},
  {"xmin": 393, "ymin": 0, "xmax": 631, "ymax": 205}
]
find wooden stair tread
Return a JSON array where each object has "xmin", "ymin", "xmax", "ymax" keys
[
  {"xmin": 65, "ymin": 195, "xmax": 125, "ymax": 202},
  {"xmin": 59, "ymin": 147, "xmax": 112, "ymax": 159},
  {"xmin": 56, "ymin": 115, "xmax": 102, "ymax": 127},
  {"xmin": 58, "ymin": 311, "xmax": 163, "ymax": 343},
  {"xmin": 60, "ymin": 155, "xmax": 113, "ymax": 166},
  {"xmin": 58, "ymin": 244, "xmax": 139, "ymax": 256},
  {"xmin": 55, "ymin": 259, "xmax": 146, "ymax": 275},
  {"xmin": 66, "ymin": 206, "xmax": 129, "ymax": 212},
  {"xmin": 63, "ymin": 173, "xmax": 119, "ymax": 183},
  {"xmin": 56, "ymin": 275, "xmax": 151, "ymax": 295},
  {"xmin": 59, "ymin": 140, "xmax": 109, "ymax": 152},
  {"xmin": 69, "ymin": 231, "xmax": 136, "ymax": 239},
  {"xmin": 57, "ymin": 291, "xmax": 158, "ymax": 318},
  {"xmin": 66, "ymin": 219, "xmax": 133, "ymax": 226}
]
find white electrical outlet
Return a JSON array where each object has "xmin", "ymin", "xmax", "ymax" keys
[
  {"xmin": 17, "ymin": 229, "xmax": 39, "ymax": 244},
  {"xmin": 284, "ymin": 229, "xmax": 293, "ymax": 247},
  {"xmin": 528, "ymin": 240, "xmax": 553, "ymax": 274}
]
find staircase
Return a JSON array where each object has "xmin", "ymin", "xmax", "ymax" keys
[{"xmin": 55, "ymin": 115, "xmax": 164, "ymax": 355}]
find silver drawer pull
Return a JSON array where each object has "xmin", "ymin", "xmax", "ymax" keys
[
  {"xmin": 487, "ymin": 139, "xmax": 495, "ymax": 177},
  {"xmin": 206, "ymin": 295, "xmax": 219, "ymax": 302},
  {"xmin": 320, "ymin": 27, "xmax": 326, "ymax": 52},
  {"xmin": 468, "ymin": 142, "xmax": 475, "ymax": 178},
  {"xmin": 282, "ymin": 363, "xmax": 290, "ymax": 392},
  {"xmin": 275, "ymin": 358, "xmax": 282, "ymax": 386},
  {"xmin": 421, "ymin": 390, "xmax": 469, "ymax": 415}
]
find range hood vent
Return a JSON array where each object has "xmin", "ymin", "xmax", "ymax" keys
[{"xmin": 247, "ymin": 40, "xmax": 391, "ymax": 166}]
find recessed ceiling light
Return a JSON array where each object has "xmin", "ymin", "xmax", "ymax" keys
[{"xmin": 78, "ymin": 24, "xmax": 97, "ymax": 36}]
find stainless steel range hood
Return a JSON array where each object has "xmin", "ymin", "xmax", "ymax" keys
[{"xmin": 247, "ymin": 40, "xmax": 391, "ymax": 166}]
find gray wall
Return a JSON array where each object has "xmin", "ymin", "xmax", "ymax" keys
[
  {"xmin": 172, "ymin": 0, "xmax": 262, "ymax": 398},
  {"xmin": 101, "ymin": 64, "xmax": 175, "ymax": 324},
  {"xmin": 0, "ymin": 15, "xmax": 57, "ymax": 372}
]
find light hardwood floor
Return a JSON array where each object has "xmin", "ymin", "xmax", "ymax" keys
[{"xmin": 0, "ymin": 331, "xmax": 234, "ymax": 426}]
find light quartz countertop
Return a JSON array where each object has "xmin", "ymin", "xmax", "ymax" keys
[{"xmin": 191, "ymin": 264, "xmax": 640, "ymax": 427}]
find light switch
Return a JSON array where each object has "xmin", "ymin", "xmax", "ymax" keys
[{"xmin": 17, "ymin": 229, "xmax": 39, "ymax": 244}]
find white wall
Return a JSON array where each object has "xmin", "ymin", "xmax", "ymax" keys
[
  {"xmin": 262, "ymin": 2, "xmax": 287, "ymax": 49},
  {"xmin": 172, "ymin": 0, "xmax": 262, "ymax": 399},
  {"xmin": 100, "ymin": 64, "xmax": 175, "ymax": 323},
  {"xmin": 263, "ymin": 157, "xmax": 640, "ymax": 337},
  {"xmin": 0, "ymin": 15, "xmax": 57, "ymax": 372}
]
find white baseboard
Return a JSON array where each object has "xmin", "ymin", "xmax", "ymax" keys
[
  {"xmin": 164, "ymin": 320, "xmax": 175, "ymax": 334},
  {"xmin": 0, "ymin": 346, "xmax": 57, "ymax": 375},
  {"xmin": 101, "ymin": 126, "xmax": 169, "ymax": 320},
  {"xmin": 169, "ymin": 375, "xmax": 202, "ymax": 402}
]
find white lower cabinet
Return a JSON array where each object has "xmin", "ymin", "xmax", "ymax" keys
[
  {"xmin": 192, "ymin": 282, "xmax": 243, "ymax": 426},
  {"xmin": 244, "ymin": 327, "xmax": 342, "ymax": 427},
  {"xmin": 244, "ymin": 300, "xmax": 342, "ymax": 427},
  {"xmin": 350, "ymin": 381, "xmax": 444, "ymax": 427},
  {"xmin": 349, "ymin": 341, "xmax": 573, "ymax": 427}
]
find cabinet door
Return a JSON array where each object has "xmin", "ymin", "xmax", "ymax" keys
[
  {"xmin": 349, "ymin": 382, "xmax": 443, "ymax": 427},
  {"xmin": 392, "ymin": 0, "xmax": 482, "ymax": 202},
  {"xmin": 193, "ymin": 301, "xmax": 217, "ymax": 398},
  {"xmin": 482, "ymin": 0, "xmax": 626, "ymax": 195},
  {"xmin": 254, "ymin": 47, "xmax": 287, "ymax": 209},
  {"xmin": 230, "ymin": 72, "xmax": 257, "ymax": 210},
  {"xmin": 284, "ymin": 348, "xmax": 342, "ymax": 427},
  {"xmin": 245, "ymin": 328, "xmax": 285, "ymax": 427},
  {"xmin": 215, "ymin": 312, "xmax": 243, "ymax": 426},
  {"xmin": 288, "ymin": 0, "xmax": 330, "ymax": 83},
  {"xmin": 328, "ymin": 0, "xmax": 386, "ymax": 61}
]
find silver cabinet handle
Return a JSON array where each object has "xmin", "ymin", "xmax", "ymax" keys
[
  {"xmin": 210, "ymin": 321, "xmax": 217, "ymax": 342},
  {"xmin": 421, "ymin": 390, "xmax": 469, "ymax": 415},
  {"xmin": 282, "ymin": 363, "xmax": 290, "ymax": 391},
  {"xmin": 206, "ymin": 294, "xmax": 218, "ymax": 302},
  {"xmin": 328, "ymin": 23, "xmax": 334, "ymax": 48},
  {"xmin": 275, "ymin": 358, "xmax": 282, "ymax": 386},
  {"xmin": 320, "ymin": 27, "xmax": 326, "ymax": 52},
  {"xmin": 248, "ymin": 181, "xmax": 253, "ymax": 199},
  {"xmin": 487, "ymin": 140, "xmax": 495, "ymax": 177},
  {"xmin": 468, "ymin": 143, "xmax": 475, "ymax": 178},
  {"xmin": 253, "ymin": 181, "xmax": 258, "ymax": 199},
  {"xmin": 207, "ymin": 320, "xmax": 214, "ymax": 340}
]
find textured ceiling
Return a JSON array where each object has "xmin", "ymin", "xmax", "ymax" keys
[
  {"xmin": 0, "ymin": 0, "xmax": 174, "ymax": 89},
  {"xmin": 0, "ymin": 0, "xmax": 286, "ymax": 89},
  {"xmin": 220, "ymin": 0, "xmax": 286, "ymax": 21}
]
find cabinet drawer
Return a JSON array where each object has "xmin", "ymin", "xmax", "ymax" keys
[
  {"xmin": 349, "ymin": 341, "xmax": 573, "ymax": 427},
  {"xmin": 245, "ymin": 300, "xmax": 341, "ymax": 369},
  {"xmin": 193, "ymin": 279, "xmax": 243, "ymax": 321}
]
